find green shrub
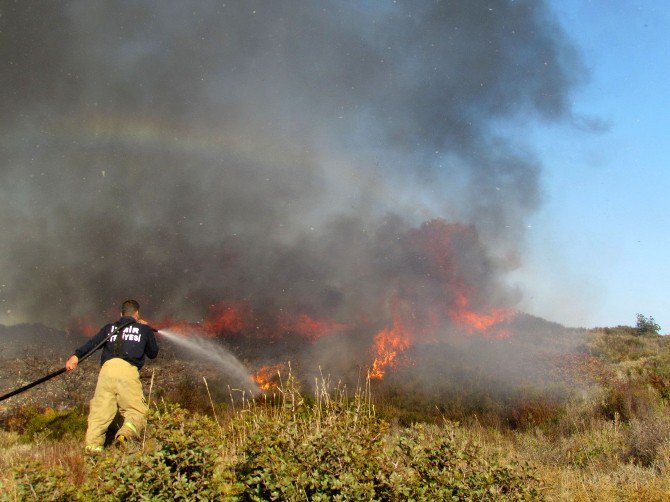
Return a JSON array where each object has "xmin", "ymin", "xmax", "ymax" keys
[
  {"xmin": 235, "ymin": 405, "xmax": 386, "ymax": 500},
  {"xmin": 83, "ymin": 403, "xmax": 221, "ymax": 500},
  {"xmin": 0, "ymin": 405, "xmax": 39, "ymax": 433},
  {"xmin": 379, "ymin": 423, "xmax": 540, "ymax": 500},
  {"xmin": 21, "ymin": 407, "xmax": 88, "ymax": 442},
  {"xmin": 636, "ymin": 314, "xmax": 661, "ymax": 336},
  {"xmin": 9, "ymin": 462, "xmax": 76, "ymax": 502},
  {"xmin": 231, "ymin": 378, "xmax": 540, "ymax": 500},
  {"xmin": 5, "ymin": 377, "xmax": 542, "ymax": 500}
]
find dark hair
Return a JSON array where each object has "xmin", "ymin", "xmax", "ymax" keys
[{"xmin": 121, "ymin": 299, "xmax": 140, "ymax": 316}]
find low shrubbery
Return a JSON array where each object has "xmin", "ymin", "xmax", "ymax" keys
[
  {"xmin": 3, "ymin": 376, "xmax": 540, "ymax": 500},
  {"xmin": 0, "ymin": 406, "xmax": 88, "ymax": 443},
  {"xmin": 3, "ymin": 324, "xmax": 670, "ymax": 499},
  {"xmin": 83, "ymin": 403, "xmax": 220, "ymax": 500}
]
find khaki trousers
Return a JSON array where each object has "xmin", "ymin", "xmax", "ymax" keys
[{"xmin": 85, "ymin": 358, "xmax": 147, "ymax": 447}]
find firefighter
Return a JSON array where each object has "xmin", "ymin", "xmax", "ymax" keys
[{"xmin": 66, "ymin": 300, "xmax": 158, "ymax": 452}]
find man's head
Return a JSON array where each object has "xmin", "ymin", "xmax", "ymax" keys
[{"xmin": 121, "ymin": 299, "xmax": 140, "ymax": 319}]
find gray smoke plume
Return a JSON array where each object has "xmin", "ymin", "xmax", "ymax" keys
[{"xmin": 0, "ymin": 0, "xmax": 583, "ymax": 328}]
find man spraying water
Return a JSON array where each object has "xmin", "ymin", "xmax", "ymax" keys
[{"xmin": 65, "ymin": 300, "xmax": 159, "ymax": 452}]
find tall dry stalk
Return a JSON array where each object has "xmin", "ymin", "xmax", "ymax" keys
[
  {"xmin": 142, "ymin": 368, "xmax": 155, "ymax": 451},
  {"xmin": 203, "ymin": 377, "xmax": 222, "ymax": 435}
]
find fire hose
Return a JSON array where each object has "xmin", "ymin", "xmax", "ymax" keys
[{"xmin": 0, "ymin": 320, "xmax": 157, "ymax": 403}]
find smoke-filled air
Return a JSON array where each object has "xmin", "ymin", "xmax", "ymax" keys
[
  {"xmin": 7, "ymin": 3, "xmax": 670, "ymax": 498},
  {"xmin": 1, "ymin": 1, "xmax": 584, "ymax": 383}
]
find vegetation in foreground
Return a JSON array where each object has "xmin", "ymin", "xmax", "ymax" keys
[
  {"xmin": 1, "ymin": 376, "xmax": 538, "ymax": 501},
  {"xmin": 1, "ymin": 322, "xmax": 670, "ymax": 500}
]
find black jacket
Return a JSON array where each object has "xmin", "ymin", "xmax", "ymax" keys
[{"xmin": 74, "ymin": 316, "xmax": 159, "ymax": 369}]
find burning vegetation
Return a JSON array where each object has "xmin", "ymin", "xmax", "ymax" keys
[
  {"xmin": 5, "ymin": 0, "xmax": 586, "ymax": 429},
  {"xmin": 251, "ymin": 363, "xmax": 285, "ymax": 391},
  {"xmin": 81, "ymin": 219, "xmax": 519, "ymax": 388}
]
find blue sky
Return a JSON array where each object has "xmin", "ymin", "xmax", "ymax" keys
[{"xmin": 512, "ymin": 1, "xmax": 670, "ymax": 329}]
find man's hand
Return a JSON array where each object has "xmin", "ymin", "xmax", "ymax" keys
[{"xmin": 65, "ymin": 355, "xmax": 79, "ymax": 372}]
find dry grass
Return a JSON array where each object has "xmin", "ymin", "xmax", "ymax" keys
[
  {"xmin": 540, "ymin": 465, "xmax": 670, "ymax": 501},
  {"xmin": 436, "ymin": 407, "xmax": 670, "ymax": 501},
  {"xmin": 0, "ymin": 431, "xmax": 85, "ymax": 499},
  {"xmin": 5, "ymin": 413, "xmax": 670, "ymax": 501}
]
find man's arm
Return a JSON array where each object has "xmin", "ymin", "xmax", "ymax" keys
[
  {"xmin": 144, "ymin": 328, "xmax": 159, "ymax": 359},
  {"xmin": 65, "ymin": 325, "xmax": 109, "ymax": 372}
]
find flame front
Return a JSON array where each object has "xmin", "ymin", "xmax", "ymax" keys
[
  {"xmin": 368, "ymin": 220, "xmax": 515, "ymax": 379},
  {"xmin": 449, "ymin": 291, "xmax": 514, "ymax": 337},
  {"xmin": 71, "ymin": 218, "xmax": 516, "ymax": 383},
  {"xmin": 202, "ymin": 302, "xmax": 253, "ymax": 335},
  {"xmin": 75, "ymin": 319, "xmax": 97, "ymax": 337},
  {"xmin": 158, "ymin": 302, "xmax": 346, "ymax": 341}
]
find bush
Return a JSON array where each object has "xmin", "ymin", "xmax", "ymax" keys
[
  {"xmin": 600, "ymin": 378, "xmax": 657, "ymax": 422},
  {"xmin": 623, "ymin": 415, "xmax": 670, "ymax": 467},
  {"xmin": 379, "ymin": 423, "xmax": 540, "ymax": 500},
  {"xmin": 7, "ymin": 377, "xmax": 542, "ymax": 500},
  {"xmin": 588, "ymin": 331, "xmax": 654, "ymax": 362},
  {"xmin": 639, "ymin": 353, "xmax": 670, "ymax": 401},
  {"xmin": 235, "ymin": 402, "xmax": 386, "ymax": 500},
  {"xmin": 21, "ymin": 408, "xmax": 88, "ymax": 443},
  {"xmin": 636, "ymin": 314, "xmax": 661, "ymax": 336},
  {"xmin": 8, "ymin": 462, "xmax": 76, "ymax": 502},
  {"xmin": 83, "ymin": 403, "xmax": 221, "ymax": 500},
  {"xmin": 505, "ymin": 396, "xmax": 566, "ymax": 431},
  {"xmin": 230, "ymin": 377, "xmax": 540, "ymax": 500}
]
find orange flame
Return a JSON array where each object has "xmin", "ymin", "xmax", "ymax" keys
[
  {"xmin": 154, "ymin": 302, "xmax": 347, "ymax": 342},
  {"xmin": 449, "ymin": 291, "xmax": 514, "ymax": 338},
  {"xmin": 252, "ymin": 363, "xmax": 285, "ymax": 391},
  {"xmin": 278, "ymin": 313, "xmax": 348, "ymax": 341},
  {"xmin": 71, "ymin": 219, "xmax": 516, "ymax": 382},
  {"xmin": 201, "ymin": 301, "xmax": 253, "ymax": 335},
  {"xmin": 369, "ymin": 295, "xmax": 416, "ymax": 379},
  {"xmin": 153, "ymin": 317, "xmax": 202, "ymax": 336},
  {"xmin": 74, "ymin": 319, "xmax": 98, "ymax": 337},
  {"xmin": 150, "ymin": 302, "xmax": 254, "ymax": 338},
  {"xmin": 369, "ymin": 221, "xmax": 517, "ymax": 378},
  {"xmin": 369, "ymin": 323, "xmax": 412, "ymax": 379}
]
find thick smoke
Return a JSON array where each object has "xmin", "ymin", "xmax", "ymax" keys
[{"xmin": 0, "ymin": 0, "xmax": 582, "ymax": 327}]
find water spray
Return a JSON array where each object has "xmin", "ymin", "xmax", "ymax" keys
[{"xmin": 158, "ymin": 328, "xmax": 259, "ymax": 394}]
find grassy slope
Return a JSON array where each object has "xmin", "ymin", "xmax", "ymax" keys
[{"xmin": 2, "ymin": 326, "xmax": 670, "ymax": 500}]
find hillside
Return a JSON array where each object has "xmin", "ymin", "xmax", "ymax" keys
[
  {"xmin": 1, "ymin": 318, "xmax": 670, "ymax": 499},
  {"xmin": 0, "ymin": 323, "xmax": 86, "ymax": 359}
]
